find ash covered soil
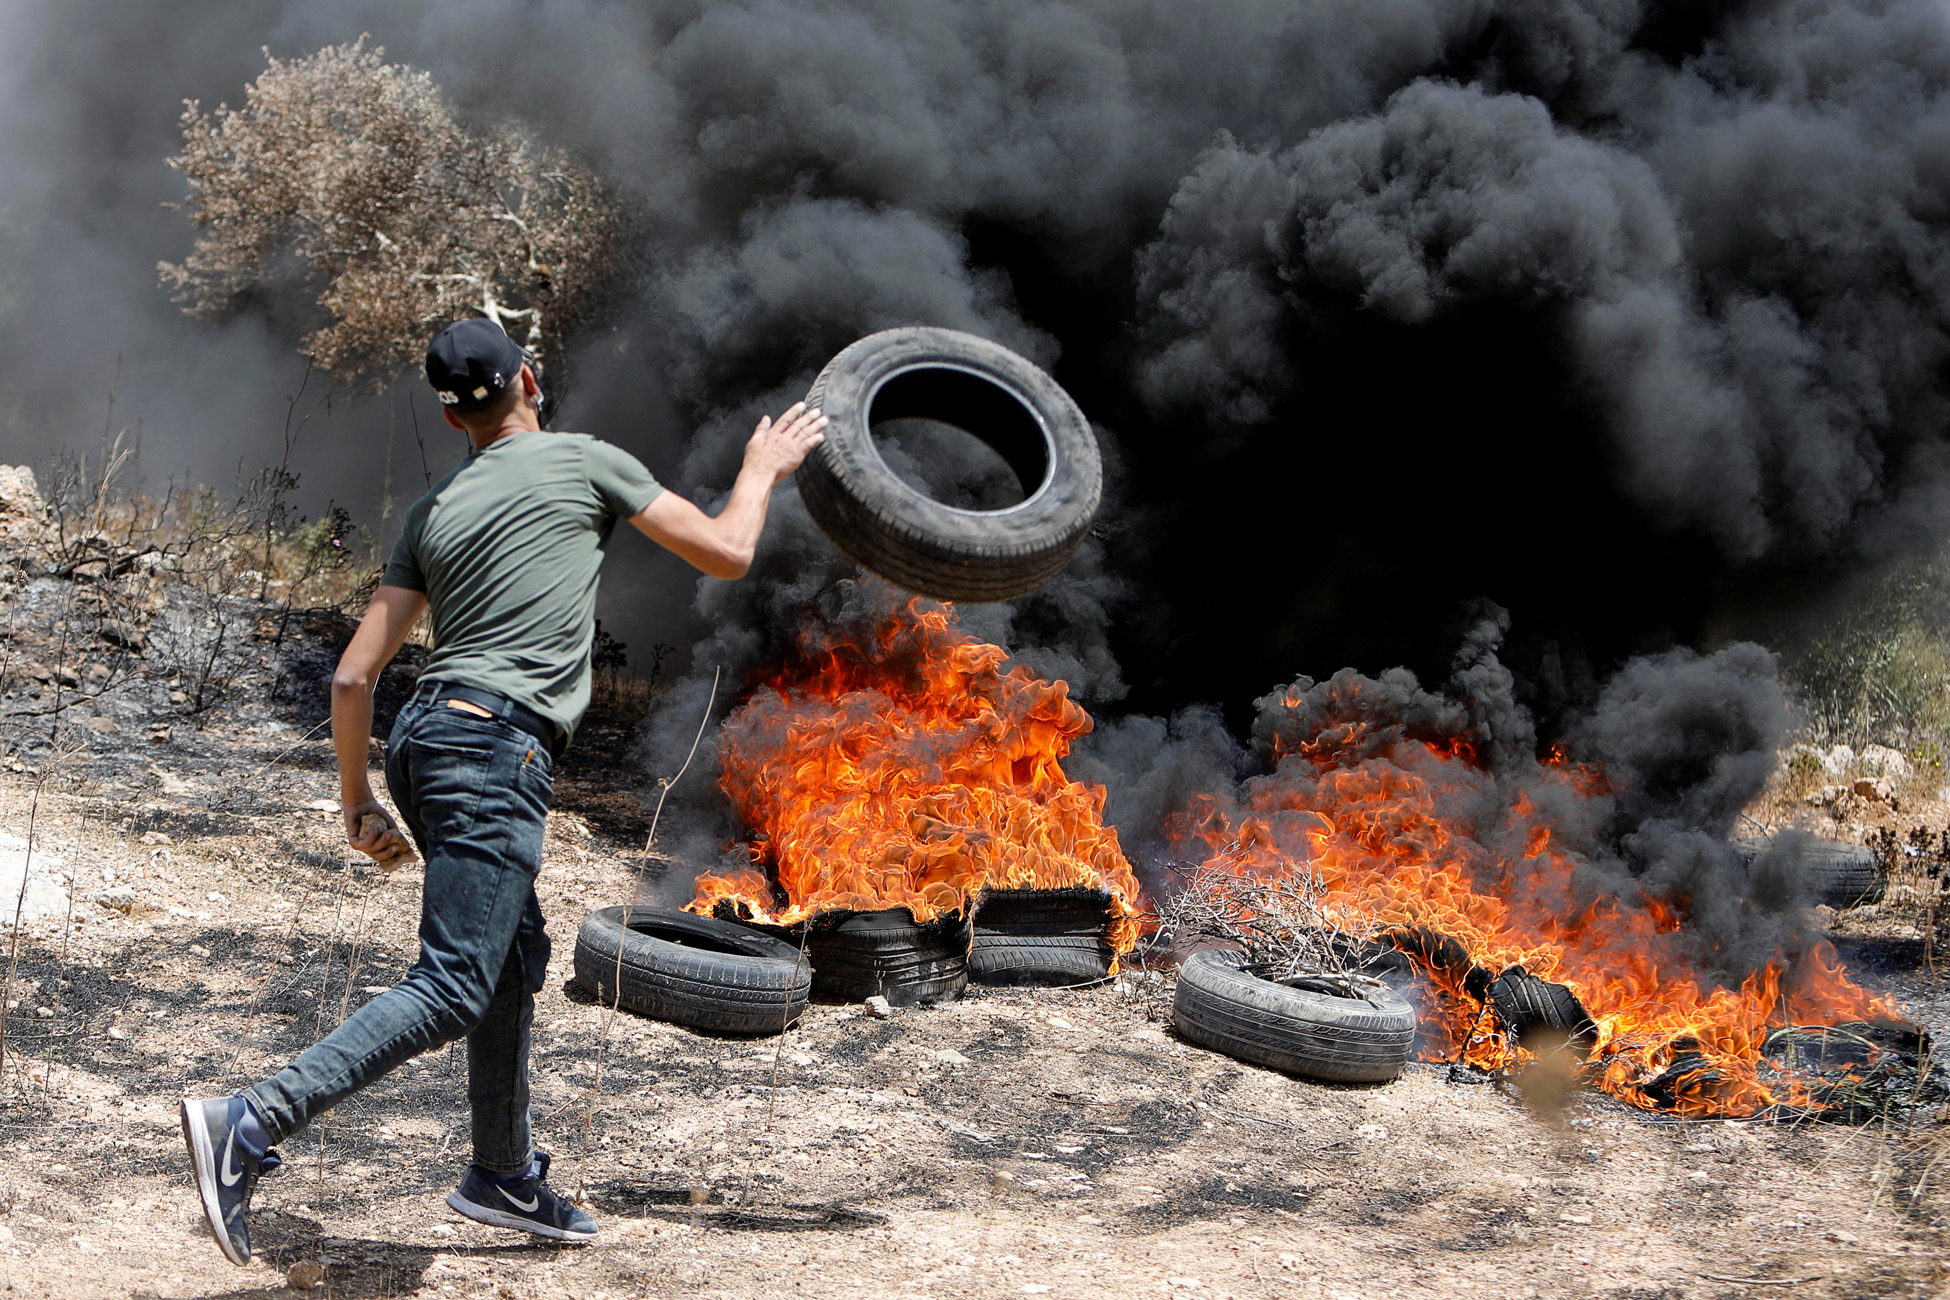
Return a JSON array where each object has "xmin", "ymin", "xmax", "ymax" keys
[{"xmin": 0, "ymin": 604, "xmax": 1941, "ymax": 1299}]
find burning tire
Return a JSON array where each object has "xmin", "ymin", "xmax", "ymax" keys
[
  {"xmin": 1171, "ymin": 952, "xmax": 1416, "ymax": 1084},
  {"xmin": 969, "ymin": 889, "xmax": 1113, "ymax": 987},
  {"xmin": 572, "ymin": 906, "xmax": 810, "ymax": 1036},
  {"xmin": 799, "ymin": 327, "xmax": 1103, "ymax": 603},
  {"xmin": 806, "ymin": 908, "xmax": 970, "ymax": 1006},
  {"xmin": 1487, "ymin": 967, "xmax": 1599, "ymax": 1057},
  {"xmin": 1734, "ymin": 837, "xmax": 1886, "ymax": 909}
]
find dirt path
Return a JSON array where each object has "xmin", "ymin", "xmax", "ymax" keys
[{"xmin": 0, "ymin": 715, "xmax": 1942, "ymax": 1300}]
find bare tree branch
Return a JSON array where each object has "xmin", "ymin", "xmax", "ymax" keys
[{"xmin": 160, "ymin": 38, "xmax": 623, "ymax": 392}]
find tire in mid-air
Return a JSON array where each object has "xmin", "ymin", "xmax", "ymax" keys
[
  {"xmin": 1171, "ymin": 951, "xmax": 1417, "ymax": 1084},
  {"xmin": 1733, "ymin": 836, "xmax": 1886, "ymax": 909},
  {"xmin": 968, "ymin": 889, "xmax": 1114, "ymax": 987},
  {"xmin": 798, "ymin": 327, "xmax": 1103, "ymax": 603},
  {"xmin": 572, "ymin": 906, "xmax": 810, "ymax": 1036},
  {"xmin": 1487, "ymin": 966, "xmax": 1599, "ymax": 1058},
  {"xmin": 806, "ymin": 908, "xmax": 971, "ymax": 1006}
]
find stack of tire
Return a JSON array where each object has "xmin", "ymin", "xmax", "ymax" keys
[
  {"xmin": 969, "ymin": 889, "xmax": 1116, "ymax": 987},
  {"xmin": 1732, "ymin": 835, "xmax": 1886, "ymax": 909},
  {"xmin": 801, "ymin": 908, "xmax": 970, "ymax": 1006}
]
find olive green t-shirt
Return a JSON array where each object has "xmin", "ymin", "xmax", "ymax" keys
[{"xmin": 381, "ymin": 431, "xmax": 663, "ymax": 742}]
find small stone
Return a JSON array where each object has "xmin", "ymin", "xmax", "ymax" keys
[
  {"xmin": 864, "ymin": 995, "xmax": 894, "ymax": 1019},
  {"xmin": 83, "ymin": 715, "xmax": 113, "ymax": 735},
  {"xmin": 1826, "ymin": 1229, "xmax": 1859, "ymax": 1245},
  {"xmin": 285, "ymin": 1261, "xmax": 327, "ymax": 1292},
  {"xmin": 147, "ymin": 727, "xmax": 171, "ymax": 744},
  {"xmin": 105, "ymin": 1026, "xmax": 127, "ymax": 1041},
  {"xmin": 1852, "ymin": 777, "xmax": 1894, "ymax": 803},
  {"xmin": 166, "ymin": 690, "xmax": 188, "ymax": 706},
  {"xmin": 934, "ymin": 1049, "xmax": 971, "ymax": 1065},
  {"xmin": 139, "ymin": 831, "xmax": 171, "ymax": 847},
  {"xmin": 1044, "ymin": 1015, "xmax": 1074, "ymax": 1031},
  {"xmin": 92, "ymin": 887, "xmax": 135, "ymax": 912},
  {"xmin": 34, "ymin": 1006, "xmax": 52, "ymax": 1019},
  {"xmin": 428, "ymin": 1224, "xmax": 455, "ymax": 1237}
]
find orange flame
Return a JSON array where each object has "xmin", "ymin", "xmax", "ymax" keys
[
  {"xmin": 1169, "ymin": 704, "xmax": 1901, "ymax": 1116},
  {"xmin": 688, "ymin": 595, "xmax": 1141, "ymax": 954}
]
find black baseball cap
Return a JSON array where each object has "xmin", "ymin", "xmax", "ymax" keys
[{"xmin": 425, "ymin": 318, "xmax": 529, "ymax": 410}]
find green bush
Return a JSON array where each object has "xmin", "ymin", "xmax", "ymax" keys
[{"xmin": 1780, "ymin": 547, "xmax": 1950, "ymax": 750}]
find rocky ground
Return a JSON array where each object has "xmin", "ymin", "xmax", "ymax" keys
[
  {"xmin": 0, "ymin": 682, "xmax": 1938, "ymax": 1300},
  {"xmin": 0, "ymin": 474, "xmax": 1942, "ymax": 1299}
]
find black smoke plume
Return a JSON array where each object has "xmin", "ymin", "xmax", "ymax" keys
[{"xmin": 8, "ymin": 2, "xmax": 1950, "ymax": 973}]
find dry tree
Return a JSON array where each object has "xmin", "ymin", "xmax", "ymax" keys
[{"xmin": 160, "ymin": 39, "xmax": 623, "ymax": 391}]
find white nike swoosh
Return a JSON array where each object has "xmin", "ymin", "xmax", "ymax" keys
[
  {"xmin": 497, "ymin": 1186, "xmax": 540, "ymax": 1213},
  {"xmin": 219, "ymin": 1130, "xmax": 244, "ymax": 1188}
]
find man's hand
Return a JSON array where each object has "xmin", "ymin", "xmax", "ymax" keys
[
  {"xmin": 344, "ymin": 799, "xmax": 415, "ymax": 870},
  {"xmin": 741, "ymin": 402, "xmax": 828, "ymax": 485}
]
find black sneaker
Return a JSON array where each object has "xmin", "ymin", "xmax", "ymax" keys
[
  {"xmin": 179, "ymin": 1095, "xmax": 281, "ymax": 1265},
  {"xmin": 446, "ymin": 1151, "xmax": 596, "ymax": 1242}
]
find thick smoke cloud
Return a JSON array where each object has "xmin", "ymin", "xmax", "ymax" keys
[
  {"xmin": 6, "ymin": 1, "xmax": 1950, "ymax": 970},
  {"xmin": 1135, "ymin": 65, "xmax": 1950, "ymax": 561}
]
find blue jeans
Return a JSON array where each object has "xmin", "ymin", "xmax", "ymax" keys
[{"xmin": 246, "ymin": 694, "xmax": 555, "ymax": 1174}]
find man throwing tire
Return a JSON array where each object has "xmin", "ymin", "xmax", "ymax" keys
[{"xmin": 179, "ymin": 319, "xmax": 826, "ymax": 1263}]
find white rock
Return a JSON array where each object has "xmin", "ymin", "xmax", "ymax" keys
[
  {"xmin": 934, "ymin": 1049, "xmax": 971, "ymax": 1065},
  {"xmin": 864, "ymin": 996, "xmax": 894, "ymax": 1019},
  {"xmin": 0, "ymin": 833, "xmax": 67, "ymax": 924},
  {"xmin": 0, "ymin": 467, "xmax": 51, "ymax": 554},
  {"xmin": 1822, "ymin": 744, "xmax": 1856, "ymax": 777},
  {"xmin": 1860, "ymin": 744, "xmax": 1912, "ymax": 781}
]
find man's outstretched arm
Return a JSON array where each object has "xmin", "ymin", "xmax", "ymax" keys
[
  {"xmin": 332, "ymin": 584, "xmax": 428, "ymax": 864},
  {"xmin": 630, "ymin": 401, "xmax": 828, "ymax": 579}
]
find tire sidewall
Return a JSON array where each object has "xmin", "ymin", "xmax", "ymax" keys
[{"xmin": 800, "ymin": 327, "xmax": 1103, "ymax": 593}]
